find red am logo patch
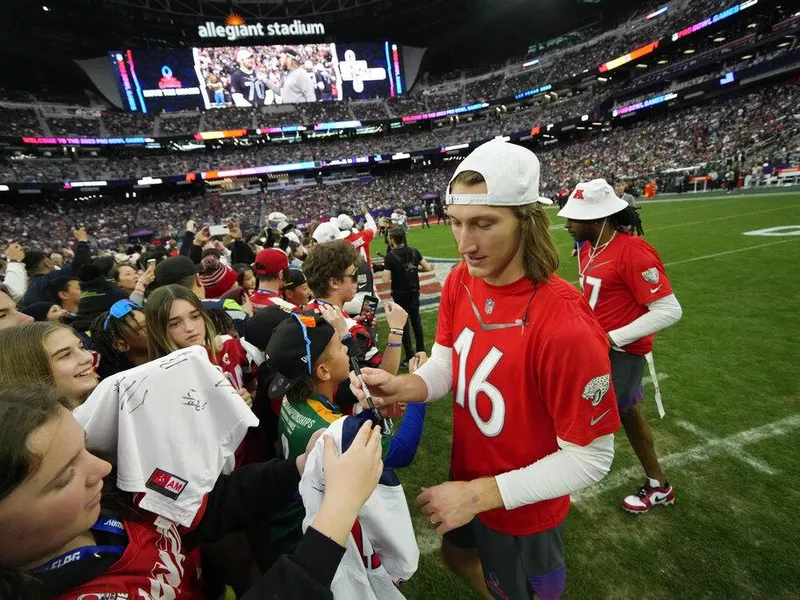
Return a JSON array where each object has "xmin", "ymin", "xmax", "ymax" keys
[
  {"xmin": 146, "ymin": 468, "xmax": 188, "ymax": 500},
  {"xmin": 573, "ymin": 189, "xmax": 585, "ymax": 200}
]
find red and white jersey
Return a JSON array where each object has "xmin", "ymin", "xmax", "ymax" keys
[
  {"xmin": 578, "ymin": 232, "xmax": 673, "ymax": 355},
  {"xmin": 437, "ymin": 263, "xmax": 619, "ymax": 536},
  {"xmin": 56, "ymin": 515, "xmax": 204, "ymax": 600},
  {"xmin": 346, "ymin": 228, "xmax": 376, "ymax": 267},
  {"xmin": 213, "ymin": 335, "xmax": 255, "ymax": 390},
  {"xmin": 250, "ymin": 289, "xmax": 297, "ymax": 312}
]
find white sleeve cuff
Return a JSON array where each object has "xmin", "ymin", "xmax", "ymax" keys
[
  {"xmin": 414, "ymin": 342, "xmax": 453, "ymax": 403},
  {"xmin": 495, "ymin": 434, "xmax": 615, "ymax": 510},
  {"xmin": 3, "ymin": 262, "xmax": 26, "ymax": 301},
  {"xmin": 609, "ymin": 293, "xmax": 682, "ymax": 348}
]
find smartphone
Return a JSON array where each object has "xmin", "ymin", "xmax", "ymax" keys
[
  {"xmin": 147, "ymin": 258, "xmax": 156, "ymax": 269},
  {"xmin": 209, "ymin": 225, "xmax": 229, "ymax": 237},
  {"xmin": 359, "ymin": 294, "xmax": 379, "ymax": 328}
]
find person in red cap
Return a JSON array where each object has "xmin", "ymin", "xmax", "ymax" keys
[{"xmin": 251, "ymin": 248, "xmax": 296, "ymax": 311}]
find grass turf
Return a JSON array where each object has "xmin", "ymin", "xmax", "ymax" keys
[{"xmin": 372, "ymin": 191, "xmax": 800, "ymax": 599}]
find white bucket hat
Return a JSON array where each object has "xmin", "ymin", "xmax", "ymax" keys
[
  {"xmin": 557, "ymin": 178, "xmax": 629, "ymax": 221},
  {"xmin": 445, "ymin": 140, "xmax": 552, "ymax": 206},
  {"xmin": 312, "ymin": 221, "xmax": 348, "ymax": 243},
  {"xmin": 336, "ymin": 214, "xmax": 355, "ymax": 232}
]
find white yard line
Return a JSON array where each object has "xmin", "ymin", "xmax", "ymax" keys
[
  {"xmin": 675, "ymin": 420, "xmax": 778, "ymax": 475},
  {"xmin": 663, "ymin": 238, "xmax": 800, "ymax": 267},
  {"xmin": 415, "ymin": 414, "xmax": 799, "ymax": 553},
  {"xmin": 571, "ymin": 413, "xmax": 800, "ymax": 503}
]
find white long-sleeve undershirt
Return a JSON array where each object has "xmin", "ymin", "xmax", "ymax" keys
[
  {"xmin": 495, "ymin": 434, "xmax": 615, "ymax": 510},
  {"xmin": 609, "ymin": 293, "xmax": 682, "ymax": 348}
]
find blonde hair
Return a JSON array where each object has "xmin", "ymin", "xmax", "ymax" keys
[
  {"xmin": 0, "ymin": 322, "xmax": 73, "ymax": 390},
  {"xmin": 450, "ymin": 170, "xmax": 559, "ymax": 284},
  {"xmin": 145, "ymin": 285, "xmax": 219, "ymax": 360}
]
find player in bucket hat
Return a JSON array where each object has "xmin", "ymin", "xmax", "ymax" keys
[
  {"xmin": 559, "ymin": 178, "xmax": 683, "ymax": 514},
  {"xmin": 348, "ymin": 140, "xmax": 620, "ymax": 599}
]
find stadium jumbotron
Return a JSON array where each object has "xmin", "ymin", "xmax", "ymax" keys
[{"xmin": 0, "ymin": 0, "xmax": 798, "ymax": 598}]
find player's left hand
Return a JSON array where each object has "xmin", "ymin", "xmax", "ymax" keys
[{"xmin": 417, "ymin": 481, "xmax": 478, "ymax": 535}]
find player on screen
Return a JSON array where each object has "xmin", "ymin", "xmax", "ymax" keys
[
  {"xmin": 266, "ymin": 47, "xmax": 317, "ymax": 104},
  {"xmin": 230, "ymin": 48, "xmax": 267, "ymax": 107},
  {"xmin": 349, "ymin": 140, "xmax": 619, "ymax": 599},
  {"xmin": 559, "ymin": 179, "xmax": 683, "ymax": 514}
]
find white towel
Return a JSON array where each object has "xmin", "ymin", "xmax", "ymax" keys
[
  {"xmin": 74, "ymin": 346, "xmax": 259, "ymax": 527},
  {"xmin": 300, "ymin": 414, "xmax": 419, "ymax": 598}
]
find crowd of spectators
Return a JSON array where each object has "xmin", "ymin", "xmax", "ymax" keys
[
  {"xmin": 349, "ymin": 101, "xmax": 390, "ymax": 121},
  {"xmin": 159, "ymin": 115, "xmax": 202, "ymax": 136},
  {"xmin": 1, "ymin": 81, "xmax": 795, "ymax": 253},
  {"xmin": 385, "ymin": 95, "xmax": 428, "ymax": 117},
  {"xmin": 464, "ymin": 75, "xmax": 504, "ymax": 102},
  {"xmin": 424, "ymin": 91, "xmax": 464, "ymax": 112},
  {"xmin": 0, "ymin": 157, "xmax": 81, "ymax": 183},
  {"xmin": 0, "ymin": 107, "xmax": 41, "ymax": 136},
  {"xmin": 46, "ymin": 117, "xmax": 101, "ymax": 137},
  {"xmin": 102, "ymin": 111, "xmax": 155, "ymax": 136}
]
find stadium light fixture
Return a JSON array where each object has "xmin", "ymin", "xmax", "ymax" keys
[
  {"xmin": 683, "ymin": 48, "xmax": 696, "ymax": 54},
  {"xmin": 597, "ymin": 76, "xmax": 608, "ymax": 82},
  {"xmin": 636, "ymin": 63, "xmax": 648, "ymax": 68},
  {"xmin": 657, "ymin": 59, "xmax": 669, "ymax": 64},
  {"xmin": 42, "ymin": 5, "xmax": 49, "ymax": 11},
  {"xmin": 741, "ymin": 54, "xmax": 753, "ymax": 59},
  {"xmin": 777, "ymin": 41, "xmax": 791, "ymax": 47},
  {"xmin": 713, "ymin": 36, "xmax": 726, "ymax": 42},
  {"xmin": 747, "ymin": 23, "xmax": 757, "ymax": 28}
]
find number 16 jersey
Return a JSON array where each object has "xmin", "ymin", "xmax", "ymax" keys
[{"xmin": 436, "ymin": 263, "xmax": 619, "ymax": 535}]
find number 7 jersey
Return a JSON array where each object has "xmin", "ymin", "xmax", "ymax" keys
[
  {"xmin": 578, "ymin": 232, "xmax": 673, "ymax": 355},
  {"xmin": 436, "ymin": 263, "xmax": 620, "ymax": 536}
]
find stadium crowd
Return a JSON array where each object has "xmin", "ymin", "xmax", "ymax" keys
[{"xmin": 1, "ymin": 80, "xmax": 797, "ymax": 253}]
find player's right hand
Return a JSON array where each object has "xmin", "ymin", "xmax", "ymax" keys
[{"xmin": 349, "ymin": 367, "xmax": 402, "ymax": 409}]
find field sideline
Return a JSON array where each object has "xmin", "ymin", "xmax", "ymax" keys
[{"xmin": 371, "ymin": 191, "xmax": 800, "ymax": 599}]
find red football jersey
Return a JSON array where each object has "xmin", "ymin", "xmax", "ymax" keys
[
  {"xmin": 437, "ymin": 263, "xmax": 619, "ymax": 535},
  {"xmin": 250, "ymin": 289, "xmax": 297, "ymax": 312},
  {"xmin": 578, "ymin": 232, "xmax": 673, "ymax": 355},
  {"xmin": 346, "ymin": 229, "xmax": 375, "ymax": 266},
  {"xmin": 57, "ymin": 516, "xmax": 204, "ymax": 600}
]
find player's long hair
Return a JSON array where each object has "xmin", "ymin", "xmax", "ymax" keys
[
  {"xmin": 609, "ymin": 206, "xmax": 644, "ymax": 236},
  {"xmin": 450, "ymin": 170, "xmax": 559, "ymax": 284}
]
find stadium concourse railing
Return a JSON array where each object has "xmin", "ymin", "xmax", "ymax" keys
[{"xmin": 0, "ymin": 0, "xmax": 780, "ymax": 192}]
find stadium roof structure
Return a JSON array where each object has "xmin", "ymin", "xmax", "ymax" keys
[{"xmin": 0, "ymin": 0, "xmax": 640, "ymax": 61}]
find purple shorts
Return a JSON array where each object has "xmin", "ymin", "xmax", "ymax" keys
[{"xmin": 610, "ymin": 350, "xmax": 647, "ymax": 413}]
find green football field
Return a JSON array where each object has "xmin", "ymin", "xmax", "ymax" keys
[{"xmin": 373, "ymin": 191, "xmax": 800, "ymax": 599}]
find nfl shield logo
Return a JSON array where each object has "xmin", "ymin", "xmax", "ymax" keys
[
  {"xmin": 641, "ymin": 268, "xmax": 660, "ymax": 284},
  {"xmin": 485, "ymin": 298, "xmax": 495, "ymax": 315}
]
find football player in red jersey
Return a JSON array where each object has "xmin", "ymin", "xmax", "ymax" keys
[
  {"xmin": 349, "ymin": 140, "xmax": 620, "ymax": 600},
  {"xmin": 559, "ymin": 178, "xmax": 683, "ymax": 514}
]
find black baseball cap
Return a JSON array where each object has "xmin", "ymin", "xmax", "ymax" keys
[
  {"xmin": 265, "ymin": 313, "xmax": 336, "ymax": 399},
  {"xmin": 244, "ymin": 304, "xmax": 294, "ymax": 352},
  {"xmin": 155, "ymin": 256, "xmax": 201, "ymax": 287},
  {"xmin": 281, "ymin": 268, "xmax": 307, "ymax": 291}
]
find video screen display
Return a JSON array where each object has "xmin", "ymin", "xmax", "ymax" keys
[
  {"xmin": 109, "ymin": 49, "xmax": 203, "ymax": 114},
  {"xmin": 193, "ymin": 43, "xmax": 341, "ymax": 107},
  {"xmin": 110, "ymin": 42, "xmax": 404, "ymax": 114}
]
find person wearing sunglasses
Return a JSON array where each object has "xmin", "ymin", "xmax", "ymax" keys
[
  {"xmin": 89, "ymin": 299, "xmax": 149, "ymax": 379},
  {"xmin": 303, "ymin": 240, "xmax": 408, "ymax": 382},
  {"xmin": 265, "ymin": 311, "xmax": 427, "ymax": 559},
  {"xmin": 0, "ymin": 322, "xmax": 98, "ymax": 409},
  {"xmin": 349, "ymin": 141, "xmax": 621, "ymax": 600}
]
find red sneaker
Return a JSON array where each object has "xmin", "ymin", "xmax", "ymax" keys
[{"xmin": 622, "ymin": 477, "xmax": 675, "ymax": 513}]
